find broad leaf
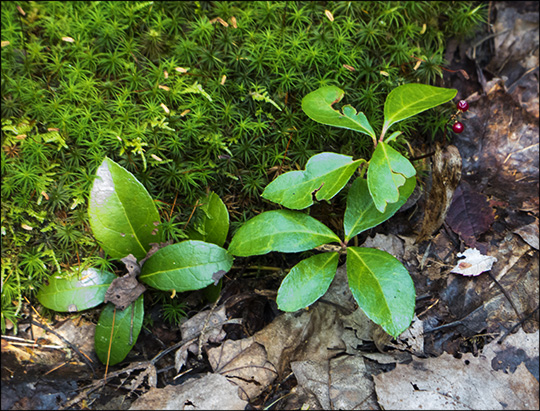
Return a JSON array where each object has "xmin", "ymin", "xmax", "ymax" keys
[
  {"xmin": 277, "ymin": 252, "xmax": 339, "ymax": 312},
  {"xmin": 37, "ymin": 268, "xmax": 116, "ymax": 312},
  {"xmin": 228, "ymin": 210, "xmax": 340, "ymax": 257},
  {"xmin": 367, "ymin": 142, "xmax": 416, "ymax": 213},
  {"xmin": 94, "ymin": 295, "xmax": 144, "ymax": 366},
  {"xmin": 344, "ymin": 176, "xmax": 416, "ymax": 241},
  {"xmin": 302, "ymin": 86, "xmax": 376, "ymax": 139},
  {"xmin": 346, "ymin": 247, "xmax": 415, "ymax": 338},
  {"xmin": 382, "ymin": 84, "xmax": 457, "ymax": 137},
  {"xmin": 88, "ymin": 157, "xmax": 161, "ymax": 261},
  {"xmin": 262, "ymin": 153, "xmax": 363, "ymax": 209},
  {"xmin": 187, "ymin": 192, "xmax": 229, "ymax": 247},
  {"xmin": 139, "ymin": 240, "xmax": 233, "ymax": 292}
]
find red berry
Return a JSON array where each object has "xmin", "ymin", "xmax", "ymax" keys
[
  {"xmin": 452, "ymin": 121, "xmax": 464, "ymax": 133},
  {"xmin": 457, "ymin": 100, "xmax": 469, "ymax": 112}
]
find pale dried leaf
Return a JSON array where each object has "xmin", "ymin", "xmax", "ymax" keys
[
  {"xmin": 374, "ymin": 331, "xmax": 539, "ymax": 410},
  {"xmin": 451, "ymin": 248, "xmax": 498, "ymax": 276}
]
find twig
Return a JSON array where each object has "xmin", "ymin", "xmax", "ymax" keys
[
  {"xmin": 487, "ymin": 271, "xmax": 523, "ymax": 321},
  {"xmin": 497, "ymin": 305, "xmax": 539, "ymax": 344}
]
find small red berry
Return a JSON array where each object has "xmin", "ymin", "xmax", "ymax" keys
[
  {"xmin": 457, "ymin": 100, "xmax": 469, "ymax": 112},
  {"xmin": 452, "ymin": 121, "xmax": 464, "ymax": 133}
]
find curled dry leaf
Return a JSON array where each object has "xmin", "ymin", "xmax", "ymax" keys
[{"xmin": 104, "ymin": 254, "xmax": 146, "ymax": 310}]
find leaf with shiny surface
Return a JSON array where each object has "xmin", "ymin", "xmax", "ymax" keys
[
  {"xmin": 345, "ymin": 176, "xmax": 415, "ymax": 241},
  {"xmin": 346, "ymin": 247, "xmax": 415, "ymax": 338},
  {"xmin": 94, "ymin": 295, "xmax": 144, "ymax": 366},
  {"xmin": 382, "ymin": 84, "xmax": 457, "ymax": 137},
  {"xmin": 262, "ymin": 153, "xmax": 363, "ymax": 210},
  {"xmin": 228, "ymin": 210, "xmax": 340, "ymax": 257},
  {"xmin": 367, "ymin": 142, "xmax": 416, "ymax": 213},
  {"xmin": 277, "ymin": 252, "xmax": 339, "ymax": 312},
  {"xmin": 37, "ymin": 268, "xmax": 116, "ymax": 312},
  {"xmin": 302, "ymin": 86, "xmax": 376, "ymax": 139},
  {"xmin": 188, "ymin": 192, "xmax": 229, "ymax": 247},
  {"xmin": 139, "ymin": 240, "xmax": 233, "ymax": 292},
  {"xmin": 88, "ymin": 157, "xmax": 161, "ymax": 261}
]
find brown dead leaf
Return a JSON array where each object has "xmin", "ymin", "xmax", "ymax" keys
[
  {"xmin": 514, "ymin": 219, "xmax": 539, "ymax": 249},
  {"xmin": 416, "ymin": 144, "xmax": 462, "ymax": 243},
  {"xmin": 129, "ymin": 373, "xmax": 247, "ymax": 410},
  {"xmin": 291, "ymin": 355, "xmax": 377, "ymax": 410},
  {"xmin": 104, "ymin": 254, "xmax": 145, "ymax": 310},
  {"xmin": 374, "ymin": 331, "xmax": 539, "ymax": 410},
  {"xmin": 445, "ymin": 180, "xmax": 495, "ymax": 247},
  {"xmin": 175, "ymin": 305, "xmax": 231, "ymax": 372}
]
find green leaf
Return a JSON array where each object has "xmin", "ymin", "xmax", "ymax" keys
[
  {"xmin": 37, "ymin": 268, "xmax": 116, "ymax": 312},
  {"xmin": 367, "ymin": 142, "xmax": 416, "ymax": 213},
  {"xmin": 301, "ymin": 86, "xmax": 376, "ymax": 139},
  {"xmin": 344, "ymin": 176, "xmax": 416, "ymax": 241},
  {"xmin": 187, "ymin": 192, "xmax": 229, "ymax": 247},
  {"xmin": 139, "ymin": 240, "xmax": 233, "ymax": 292},
  {"xmin": 346, "ymin": 247, "xmax": 415, "ymax": 338},
  {"xmin": 277, "ymin": 252, "xmax": 339, "ymax": 312},
  {"xmin": 88, "ymin": 157, "xmax": 161, "ymax": 261},
  {"xmin": 94, "ymin": 295, "xmax": 144, "ymax": 366},
  {"xmin": 228, "ymin": 210, "xmax": 340, "ymax": 257},
  {"xmin": 382, "ymin": 84, "xmax": 457, "ymax": 137},
  {"xmin": 262, "ymin": 153, "xmax": 363, "ymax": 210}
]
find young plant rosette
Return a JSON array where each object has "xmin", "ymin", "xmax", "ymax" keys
[
  {"xmin": 37, "ymin": 158, "xmax": 232, "ymax": 365},
  {"xmin": 228, "ymin": 84, "xmax": 457, "ymax": 338}
]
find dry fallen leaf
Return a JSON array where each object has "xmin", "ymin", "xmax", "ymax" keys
[
  {"xmin": 374, "ymin": 331, "xmax": 539, "ymax": 410},
  {"xmin": 451, "ymin": 248, "xmax": 498, "ymax": 276}
]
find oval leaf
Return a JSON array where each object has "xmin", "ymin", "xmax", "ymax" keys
[
  {"xmin": 37, "ymin": 268, "xmax": 116, "ymax": 312},
  {"xmin": 187, "ymin": 192, "xmax": 229, "ymax": 247},
  {"xmin": 302, "ymin": 86, "xmax": 376, "ymax": 139},
  {"xmin": 262, "ymin": 153, "xmax": 363, "ymax": 210},
  {"xmin": 346, "ymin": 247, "xmax": 415, "ymax": 338},
  {"xmin": 382, "ymin": 84, "xmax": 457, "ymax": 136},
  {"xmin": 94, "ymin": 295, "xmax": 144, "ymax": 366},
  {"xmin": 228, "ymin": 210, "xmax": 340, "ymax": 257},
  {"xmin": 277, "ymin": 252, "xmax": 339, "ymax": 312},
  {"xmin": 345, "ymin": 176, "xmax": 416, "ymax": 241},
  {"xmin": 88, "ymin": 157, "xmax": 161, "ymax": 261},
  {"xmin": 367, "ymin": 142, "xmax": 416, "ymax": 213},
  {"xmin": 139, "ymin": 240, "xmax": 233, "ymax": 292}
]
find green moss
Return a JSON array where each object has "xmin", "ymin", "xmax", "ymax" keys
[{"xmin": 1, "ymin": 0, "xmax": 487, "ymax": 330}]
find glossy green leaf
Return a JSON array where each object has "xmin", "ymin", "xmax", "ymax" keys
[
  {"xmin": 262, "ymin": 153, "xmax": 363, "ymax": 210},
  {"xmin": 346, "ymin": 247, "xmax": 415, "ymax": 338},
  {"xmin": 88, "ymin": 157, "xmax": 161, "ymax": 261},
  {"xmin": 367, "ymin": 142, "xmax": 416, "ymax": 213},
  {"xmin": 94, "ymin": 295, "xmax": 144, "ymax": 366},
  {"xmin": 382, "ymin": 84, "xmax": 457, "ymax": 137},
  {"xmin": 344, "ymin": 176, "xmax": 416, "ymax": 241},
  {"xmin": 277, "ymin": 252, "xmax": 339, "ymax": 312},
  {"xmin": 228, "ymin": 210, "xmax": 340, "ymax": 257},
  {"xmin": 37, "ymin": 268, "xmax": 116, "ymax": 312},
  {"xmin": 139, "ymin": 240, "xmax": 233, "ymax": 292},
  {"xmin": 302, "ymin": 86, "xmax": 376, "ymax": 139},
  {"xmin": 187, "ymin": 192, "xmax": 229, "ymax": 247}
]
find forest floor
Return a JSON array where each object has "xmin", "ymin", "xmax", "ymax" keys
[{"xmin": 1, "ymin": 2, "xmax": 538, "ymax": 410}]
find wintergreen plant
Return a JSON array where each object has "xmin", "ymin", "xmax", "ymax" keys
[
  {"xmin": 2, "ymin": 0, "xmax": 487, "ymax": 332},
  {"xmin": 37, "ymin": 157, "xmax": 232, "ymax": 365},
  {"xmin": 228, "ymin": 84, "xmax": 457, "ymax": 337}
]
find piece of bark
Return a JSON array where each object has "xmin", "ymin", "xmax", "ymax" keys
[{"xmin": 416, "ymin": 144, "xmax": 462, "ymax": 243}]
